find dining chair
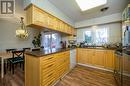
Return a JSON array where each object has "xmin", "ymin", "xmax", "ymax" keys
[
  {"xmin": 8, "ymin": 50, "xmax": 25, "ymax": 74},
  {"xmin": 6, "ymin": 49, "xmax": 17, "ymax": 53},
  {"xmin": 4, "ymin": 49, "xmax": 17, "ymax": 74}
]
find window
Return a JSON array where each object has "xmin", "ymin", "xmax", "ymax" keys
[
  {"xmin": 84, "ymin": 31, "xmax": 92, "ymax": 43},
  {"xmin": 95, "ymin": 28, "xmax": 108, "ymax": 45},
  {"xmin": 84, "ymin": 27, "xmax": 108, "ymax": 45},
  {"xmin": 42, "ymin": 32, "xmax": 61, "ymax": 49}
]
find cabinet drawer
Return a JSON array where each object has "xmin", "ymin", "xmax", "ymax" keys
[
  {"xmin": 56, "ymin": 63, "xmax": 69, "ymax": 78},
  {"xmin": 41, "ymin": 56, "xmax": 56, "ymax": 61},
  {"xmin": 56, "ymin": 57, "xmax": 69, "ymax": 67},
  {"xmin": 40, "ymin": 56, "xmax": 56, "ymax": 65},
  {"xmin": 41, "ymin": 70, "xmax": 55, "ymax": 80},
  {"xmin": 41, "ymin": 65, "xmax": 55, "ymax": 76},
  {"xmin": 41, "ymin": 60, "xmax": 55, "ymax": 67},
  {"xmin": 41, "ymin": 75, "xmax": 55, "ymax": 86},
  {"xmin": 40, "ymin": 59, "xmax": 55, "ymax": 66},
  {"xmin": 57, "ymin": 61, "xmax": 69, "ymax": 72}
]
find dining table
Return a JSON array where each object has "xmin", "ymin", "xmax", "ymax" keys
[{"xmin": 0, "ymin": 52, "xmax": 12, "ymax": 78}]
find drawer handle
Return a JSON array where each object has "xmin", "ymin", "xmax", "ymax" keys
[
  {"xmin": 48, "ymin": 80, "xmax": 54, "ymax": 86},
  {"xmin": 47, "ymin": 57, "xmax": 53, "ymax": 60},
  {"xmin": 47, "ymin": 64, "xmax": 53, "ymax": 68},
  {"xmin": 47, "ymin": 73, "xmax": 53, "ymax": 77}
]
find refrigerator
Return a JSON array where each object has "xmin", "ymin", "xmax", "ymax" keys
[{"xmin": 122, "ymin": 15, "xmax": 130, "ymax": 86}]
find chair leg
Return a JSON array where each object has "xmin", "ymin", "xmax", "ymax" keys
[
  {"xmin": 12, "ymin": 64, "xmax": 14, "ymax": 74},
  {"xmin": 10, "ymin": 62, "xmax": 11, "ymax": 72},
  {"xmin": 4, "ymin": 63, "xmax": 6, "ymax": 74},
  {"xmin": 20, "ymin": 63, "xmax": 21, "ymax": 68},
  {"xmin": 22, "ymin": 62, "xmax": 24, "ymax": 71},
  {"xmin": 7, "ymin": 61, "xmax": 8, "ymax": 69}
]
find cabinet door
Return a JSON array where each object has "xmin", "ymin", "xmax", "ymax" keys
[
  {"xmin": 54, "ymin": 18, "xmax": 59, "ymax": 30},
  {"xmin": 81, "ymin": 49, "xmax": 90, "ymax": 64},
  {"xmin": 33, "ymin": 7, "xmax": 48, "ymax": 27},
  {"xmin": 77, "ymin": 49, "xmax": 84, "ymax": 63},
  {"xmin": 92, "ymin": 50, "xmax": 105, "ymax": 68},
  {"xmin": 47, "ymin": 15, "xmax": 54, "ymax": 29},
  {"xmin": 74, "ymin": 28, "xmax": 77, "ymax": 35},
  {"xmin": 104, "ymin": 50, "xmax": 115, "ymax": 70},
  {"xmin": 59, "ymin": 21, "xmax": 63, "ymax": 32},
  {"xmin": 86, "ymin": 49, "xmax": 95, "ymax": 64},
  {"xmin": 123, "ymin": 54, "xmax": 130, "ymax": 74},
  {"xmin": 77, "ymin": 49, "xmax": 94, "ymax": 65},
  {"xmin": 71, "ymin": 28, "xmax": 74, "ymax": 35},
  {"xmin": 59, "ymin": 21, "xmax": 64, "ymax": 32},
  {"xmin": 69, "ymin": 27, "xmax": 72, "ymax": 35},
  {"xmin": 26, "ymin": 6, "xmax": 33, "ymax": 26}
]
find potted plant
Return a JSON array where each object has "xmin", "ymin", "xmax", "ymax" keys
[{"xmin": 32, "ymin": 33, "xmax": 41, "ymax": 48}]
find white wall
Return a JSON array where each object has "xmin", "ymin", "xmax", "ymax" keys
[
  {"xmin": 24, "ymin": 0, "xmax": 75, "ymax": 26},
  {"xmin": 75, "ymin": 13, "xmax": 122, "ymax": 28},
  {"xmin": 76, "ymin": 22, "xmax": 122, "ymax": 44},
  {"xmin": 0, "ymin": 0, "xmax": 39, "ymax": 51}
]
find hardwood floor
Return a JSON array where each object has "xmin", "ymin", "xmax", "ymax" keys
[
  {"xmin": 55, "ymin": 65, "xmax": 117, "ymax": 86},
  {"xmin": 0, "ymin": 65, "xmax": 117, "ymax": 86},
  {"xmin": 0, "ymin": 66, "xmax": 24, "ymax": 86}
]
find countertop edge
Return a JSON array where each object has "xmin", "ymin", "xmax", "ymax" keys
[
  {"xmin": 77, "ymin": 47, "xmax": 116, "ymax": 50},
  {"xmin": 25, "ymin": 48, "xmax": 76, "ymax": 57}
]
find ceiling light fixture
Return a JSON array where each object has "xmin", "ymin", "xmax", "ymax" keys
[
  {"xmin": 16, "ymin": 17, "xmax": 28, "ymax": 39},
  {"xmin": 75, "ymin": 0, "xmax": 107, "ymax": 11}
]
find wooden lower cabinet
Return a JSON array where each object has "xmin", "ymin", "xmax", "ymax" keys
[
  {"xmin": 92, "ymin": 50, "xmax": 105, "ymax": 68},
  {"xmin": 78, "ymin": 49, "xmax": 94, "ymax": 65},
  {"xmin": 77, "ymin": 48, "xmax": 115, "ymax": 70},
  {"xmin": 25, "ymin": 51, "xmax": 70, "ymax": 86},
  {"xmin": 104, "ymin": 50, "xmax": 115, "ymax": 70},
  {"xmin": 123, "ymin": 54, "xmax": 130, "ymax": 74}
]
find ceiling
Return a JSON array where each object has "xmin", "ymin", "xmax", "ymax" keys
[{"xmin": 48, "ymin": 0, "xmax": 130, "ymax": 22}]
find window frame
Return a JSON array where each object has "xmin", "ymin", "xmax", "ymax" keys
[{"xmin": 84, "ymin": 27, "xmax": 109, "ymax": 45}]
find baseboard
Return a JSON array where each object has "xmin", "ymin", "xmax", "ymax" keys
[{"xmin": 78, "ymin": 63, "xmax": 114, "ymax": 73}]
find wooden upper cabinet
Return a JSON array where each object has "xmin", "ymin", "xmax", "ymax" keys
[
  {"xmin": 25, "ymin": 4, "xmax": 75, "ymax": 35},
  {"xmin": 33, "ymin": 6, "xmax": 48, "ymax": 27},
  {"xmin": 74, "ymin": 29, "xmax": 77, "ymax": 35},
  {"xmin": 47, "ymin": 14, "xmax": 54, "ymax": 29}
]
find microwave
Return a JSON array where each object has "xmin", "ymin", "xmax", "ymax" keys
[{"xmin": 124, "ymin": 26, "xmax": 130, "ymax": 46}]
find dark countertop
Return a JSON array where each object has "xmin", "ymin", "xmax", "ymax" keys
[
  {"xmin": 26, "ymin": 47, "xmax": 117, "ymax": 57},
  {"xmin": 26, "ymin": 48, "xmax": 75, "ymax": 57},
  {"xmin": 78, "ymin": 47, "xmax": 116, "ymax": 50}
]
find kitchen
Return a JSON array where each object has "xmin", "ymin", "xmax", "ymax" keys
[{"xmin": 0, "ymin": 0, "xmax": 130, "ymax": 86}]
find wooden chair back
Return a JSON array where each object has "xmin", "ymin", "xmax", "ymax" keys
[
  {"xmin": 6, "ymin": 49, "xmax": 17, "ymax": 53},
  {"xmin": 12, "ymin": 50, "xmax": 25, "ymax": 58}
]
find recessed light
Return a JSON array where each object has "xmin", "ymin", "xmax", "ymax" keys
[{"xmin": 75, "ymin": 0, "xmax": 107, "ymax": 11}]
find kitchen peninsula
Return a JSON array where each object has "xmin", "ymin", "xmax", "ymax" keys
[{"xmin": 25, "ymin": 48, "xmax": 71, "ymax": 86}]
